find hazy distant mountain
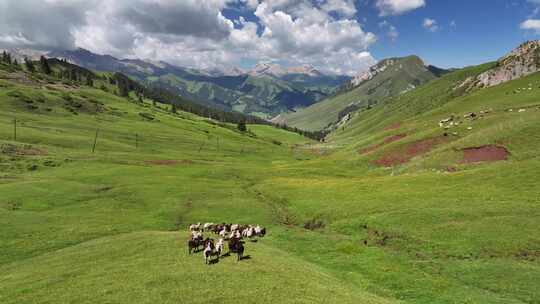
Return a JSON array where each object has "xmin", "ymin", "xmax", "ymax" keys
[
  {"xmin": 248, "ymin": 63, "xmax": 324, "ymax": 78},
  {"xmin": 201, "ymin": 66, "xmax": 246, "ymax": 77},
  {"xmin": 248, "ymin": 63, "xmax": 288, "ymax": 77},
  {"xmin": 0, "ymin": 48, "xmax": 46, "ymax": 62},
  {"xmin": 43, "ymin": 48, "xmax": 350, "ymax": 118}
]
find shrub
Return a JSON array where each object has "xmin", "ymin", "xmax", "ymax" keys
[{"xmin": 304, "ymin": 217, "xmax": 325, "ymax": 230}]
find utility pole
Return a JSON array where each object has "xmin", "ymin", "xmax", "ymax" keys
[
  {"xmin": 92, "ymin": 129, "xmax": 99, "ymax": 153},
  {"xmin": 198, "ymin": 140, "xmax": 205, "ymax": 154}
]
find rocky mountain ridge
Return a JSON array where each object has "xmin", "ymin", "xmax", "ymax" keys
[{"xmin": 461, "ymin": 40, "xmax": 540, "ymax": 89}]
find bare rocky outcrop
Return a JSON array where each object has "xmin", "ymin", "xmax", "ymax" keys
[
  {"xmin": 461, "ymin": 40, "xmax": 540, "ymax": 89},
  {"xmin": 349, "ymin": 58, "xmax": 397, "ymax": 87}
]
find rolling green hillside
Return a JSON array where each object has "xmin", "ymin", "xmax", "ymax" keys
[
  {"xmin": 279, "ymin": 56, "xmax": 441, "ymax": 131},
  {"xmin": 151, "ymin": 73, "xmax": 320, "ymax": 116},
  {"xmin": 1, "ymin": 44, "xmax": 540, "ymax": 304}
]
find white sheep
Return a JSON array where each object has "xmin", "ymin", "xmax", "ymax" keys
[
  {"xmin": 219, "ymin": 229, "xmax": 227, "ymax": 238},
  {"xmin": 216, "ymin": 238, "xmax": 224, "ymax": 255},
  {"xmin": 189, "ymin": 222, "xmax": 201, "ymax": 231},
  {"xmin": 203, "ymin": 222, "xmax": 214, "ymax": 231}
]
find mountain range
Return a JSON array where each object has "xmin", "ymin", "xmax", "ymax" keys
[
  {"xmin": 40, "ymin": 48, "xmax": 349, "ymax": 118},
  {"xmin": 276, "ymin": 55, "xmax": 447, "ymax": 131},
  {"xmin": 2, "ymin": 47, "xmax": 451, "ymax": 130}
]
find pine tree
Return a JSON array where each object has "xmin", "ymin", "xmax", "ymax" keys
[
  {"xmin": 24, "ymin": 57, "xmax": 35, "ymax": 73},
  {"xmin": 86, "ymin": 75, "xmax": 94, "ymax": 87},
  {"xmin": 13, "ymin": 59, "xmax": 18, "ymax": 66},
  {"xmin": 117, "ymin": 80, "xmax": 129, "ymax": 97},
  {"xmin": 70, "ymin": 69, "xmax": 77, "ymax": 81},
  {"xmin": 2, "ymin": 52, "xmax": 13, "ymax": 65},
  {"xmin": 171, "ymin": 103, "xmax": 177, "ymax": 114},
  {"xmin": 39, "ymin": 56, "xmax": 51, "ymax": 75},
  {"xmin": 237, "ymin": 121, "xmax": 247, "ymax": 132}
]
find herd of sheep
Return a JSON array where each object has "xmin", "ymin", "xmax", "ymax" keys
[{"xmin": 187, "ymin": 222, "xmax": 267, "ymax": 264}]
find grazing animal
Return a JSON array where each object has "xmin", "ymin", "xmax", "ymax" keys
[
  {"xmin": 191, "ymin": 231, "xmax": 203, "ymax": 241},
  {"xmin": 216, "ymin": 238, "xmax": 224, "ymax": 256},
  {"xmin": 203, "ymin": 242, "xmax": 213, "ymax": 264},
  {"xmin": 203, "ymin": 223, "xmax": 214, "ymax": 232},
  {"xmin": 219, "ymin": 229, "xmax": 228, "ymax": 238},
  {"xmin": 244, "ymin": 227, "xmax": 255, "ymax": 238},
  {"xmin": 188, "ymin": 238, "xmax": 204, "ymax": 255},
  {"xmin": 238, "ymin": 225, "xmax": 248, "ymax": 232},
  {"xmin": 186, "ymin": 222, "xmax": 261, "ymax": 260},
  {"xmin": 228, "ymin": 238, "xmax": 245, "ymax": 261},
  {"xmin": 203, "ymin": 239, "xmax": 219, "ymax": 264},
  {"xmin": 212, "ymin": 224, "xmax": 222, "ymax": 234},
  {"xmin": 189, "ymin": 222, "xmax": 201, "ymax": 231},
  {"xmin": 228, "ymin": 230, "xmax": 240, "ymax": 240}
]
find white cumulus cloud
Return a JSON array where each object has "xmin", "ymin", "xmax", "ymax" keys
[
  {"xmin": 320, "ymin": 0, "xmax": 357, "ymax": 17},
  {"xmin": 376, "ymin": 0, "xmax": 425, "ymax": 16},
  {"xmin": 0, "ymin": 0, "xmax": 378, "ymax": 75},
  {"xmin": 521, "ymin": 19, "xmax": 540, "ymax": 33},
  {"xmin": 423, "ymin": 18, "xmax": 438, "ymax": 32}
]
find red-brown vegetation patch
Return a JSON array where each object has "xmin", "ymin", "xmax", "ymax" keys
[
  {"xmin": 372, "ymin": 136, "xmax": 449, "ymax": 167},
  {"xmin": 384, "ymin": 122, "xmax": 402, "ymax": 131},
  {"xmin": 145, "ymin": 160, "xmax": 194, "ymax": 166},
  {"xmin": 359, "ymin": 134, "xmax": 407, "ymax": 155},
  {"xmin": 384, "ymin": 134, "xmax": 407, "ymax": 144},
  {"xmin": 460, "ymin": 145, "xmax": 509, "ymax": 164}
]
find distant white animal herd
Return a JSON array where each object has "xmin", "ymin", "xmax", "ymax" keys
[{"xmin": 187, "ymin": 222, "xmax": 266, "ymax": 264}]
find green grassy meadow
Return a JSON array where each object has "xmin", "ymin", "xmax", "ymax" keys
[{"xmin": 1, "ymin": 61, "xmax": 539, "ymax": 303}]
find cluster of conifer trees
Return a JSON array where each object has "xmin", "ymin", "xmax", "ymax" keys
[{"xmin": 1, "ymin": 51, "xmax": 17, "ymax": 66}]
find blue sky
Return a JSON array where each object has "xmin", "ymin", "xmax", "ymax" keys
[
  {"xmin": 366, "ymin": 0, "xmax": 536, "ymax": 68},
  {"xmin": 1, "ymin": 0, "xmax": 539, "ymax": 74},
  {"xmin": 221, "ymin": 0, "xmax": 540, "ymax": 69}
]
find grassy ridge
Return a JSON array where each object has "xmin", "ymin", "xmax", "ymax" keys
[{"xmin": 281, "ymin": 56, "xmax": 439, "ymax": 131}]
